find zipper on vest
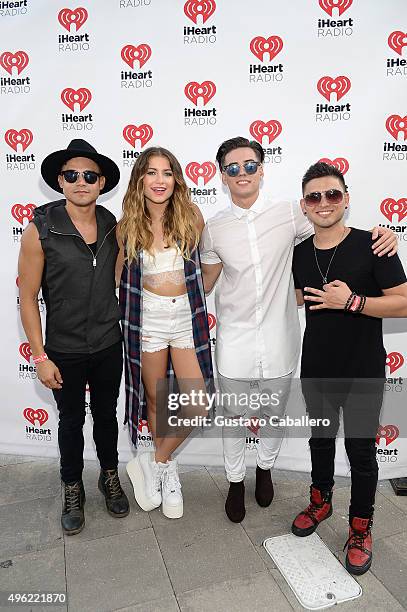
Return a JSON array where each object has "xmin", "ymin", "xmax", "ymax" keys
[{"xmin": 49, "ymin": 224, "xmax": 116, "ymax": 268}]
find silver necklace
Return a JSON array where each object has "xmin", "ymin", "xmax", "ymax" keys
[{"xmin": 313, "ymin": 227, "xmax": 347, "ymax": 285}]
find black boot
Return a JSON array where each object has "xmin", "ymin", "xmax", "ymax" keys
[
  {"xmin": 98, "ymin": 469, "xmax": 130, "ymax": 518},
  {"xmin": 61, "ymin": 481, "xmax": 85, "ymax": 535},
  {"xmin": 225, "ymin": 481, "xmax": 245, "ymax": 523},
  {"xmin": 255, "ymin": 466, "xmax": 274, "ymax": 507}
]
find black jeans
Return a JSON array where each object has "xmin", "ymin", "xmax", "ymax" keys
[
  {"xmin": 48, "ymin": 342, "xmax": 123, "ymax": 484},
  {"xmin": 301, "ymin": 378, "xmax": 384, "ymax": 519}
]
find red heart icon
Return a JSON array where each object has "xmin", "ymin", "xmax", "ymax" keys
[
  {"xmin": 185, "ymin": 81, "xmax": 216, "ymax": 106},
  {"xmin": 0, "ymin": 50, "xmax": 29, "ymax": 75},
  {"xmin": 207, "ymin": 313, "xmax": 216, "ymax": 331},
  {"xmin": 185, "ymin": 162, "xmax": 216, "ymax": 186},
  {"xmin": 250, "ymin": 36, "xmax": 283, "ymax": 62},
  {"xmin": 121, "ymin": 44, "xmax": 152, "ymax": 69},
  {"xmin": 23, "ymin": 407, "xmax": 49, "ymax": 426},
  {"xmin": 386, "ymin": 115, "xmax": 407, "ymax": 141},
  {"xmin": 19, "ymin": 342, "xmax": 32, "ymax": 363},
  {"xmin": 249, "ymin": 119, "xmax": 282, "ymax": 145},
  {"xmin": 61, "ymin": 88, "xmax": 92, "ymax": 112},
  {"xmin": 123, "ymin": 124, "xmax": 153, "ymax": 148},
  {"xmin": 318, "ymin": 157, "xmax": 349, "ymax": 175},
  {"xmin": 317, "ymin": 76, "xmax": 351, "ymax": 102},
  {"xmin": 11, "ymin": 203, "xmax": 36, "ymax": 225},
  {"xmin": 4, "ymin": 129, "xmax": 33, "ymax": 152},
  {"xmin": 58, "ymin": 7, "xmax": 88, "ymax": 32},
  {"xmin": 319, "ymin": 0, "xmax": 352, "ymax": 17},
  {"xmin": 184, "ymin": 0, "xmax": 216, "ymax": 24}
]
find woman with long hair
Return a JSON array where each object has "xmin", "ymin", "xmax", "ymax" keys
[{"xmin": 117, "ymin": 147, "xmax": 213, "ymax": 519}]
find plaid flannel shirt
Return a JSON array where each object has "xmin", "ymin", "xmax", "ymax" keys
[{"xmin": 119, "ymin": 247, "xmax": 214, "ymax": 446}]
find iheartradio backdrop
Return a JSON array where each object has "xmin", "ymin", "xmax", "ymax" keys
[{"xmin": 1, "ymin": 0, "xmax": 407, "ymax": 478}]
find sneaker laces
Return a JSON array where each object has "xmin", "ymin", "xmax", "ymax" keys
[
  {"xmin": 151, "ymin": 462, "xmax": 164, "ymax": 494},
  {"xmin": 103, "ymin": 470, "xmax": 123, "ymax": 499},
  {"xmin": 65, "ymin": 483, "xmax": 82, "ymax": 511},
  {"xmin": 163, "ymin": 465, "xmax": 181, "ymax": 494}
]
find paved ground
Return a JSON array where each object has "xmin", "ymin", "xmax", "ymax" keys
[{"xmin": 0, "ymin": 454, "xmax": 406, "ymax": 611}]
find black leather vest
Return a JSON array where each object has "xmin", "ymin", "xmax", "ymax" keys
[{"xmin": 32, "ymin": 199, "xmax": 122, "ymax": 353}]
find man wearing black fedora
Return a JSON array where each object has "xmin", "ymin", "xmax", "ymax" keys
[{"xmin": 18, "ymin": 139, "xmax": 129, "ymax": 535}]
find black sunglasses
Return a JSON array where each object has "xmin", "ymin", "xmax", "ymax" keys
[
  {"xmin": 304, "ymin": 189, "xmax": 344, "ymax": 206},
  {"xmin": 61, "ymin": 170, "xmax": 102, "ymax": 184},
  {"xmin": 223, "ymin": 160, "xmax": 261, "ymax": 177}
]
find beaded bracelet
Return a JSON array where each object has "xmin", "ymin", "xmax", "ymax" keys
[{"xmin": 344, "ymin": 292, "xmax": 356, "ymax": 311}]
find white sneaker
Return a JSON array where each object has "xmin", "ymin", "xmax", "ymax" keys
[
  {"xmin": 161, "ymin": 459, "xmax": 183, "ymax": 519},
  {"xmin": 126, "ymin": 452, "xmax": 164, "ymax": 512}
]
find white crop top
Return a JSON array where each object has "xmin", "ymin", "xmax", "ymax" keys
[{"xmin": 142, "ymin": 247, "xmax": 185, "ymax": 287}]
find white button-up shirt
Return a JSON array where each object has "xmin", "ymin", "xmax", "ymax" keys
[{"xmin": 200, "ymin": 193, "xmax": 313, "ymax": 379}]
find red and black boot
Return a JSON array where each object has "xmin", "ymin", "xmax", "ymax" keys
[
  {"xmin": 344, "ymin": 516, "xmax": 373, "ymax": 575},
  {"xmin": 291, "ymin": 486, "xmax": 333, "ymax": 537}
]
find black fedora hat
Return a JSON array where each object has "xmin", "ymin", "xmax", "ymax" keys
[{"xmin": 41, "ymin": 139, "xmax": 120, "ymax": 194}]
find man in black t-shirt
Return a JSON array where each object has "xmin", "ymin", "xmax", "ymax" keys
[{"xmin": 291, "ymin": 162, "xmax": 407, "ymax": 575}]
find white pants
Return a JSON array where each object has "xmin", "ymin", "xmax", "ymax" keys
[{"xmin": 218, "ymin": 371, "xmax": 293, "ymax": 483}]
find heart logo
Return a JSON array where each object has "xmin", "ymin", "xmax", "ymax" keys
[
  {"xmin": 386, "ymin": 351, "xmax": 405, "ymax": 374},
  {"xmin": 184, "ymin": 0, "xmax": 216, "ymax": 24},
  {"xmin": 376, "ymin": 424, "xmax": 399, "ymax": 447},
  {"xmin": 19, "ymin": 342, "xmax": 32, "ymax": 363},
  {"xmin": 317, "ymin": 76, "xmax": 351, "ymax": 102},
  {"xmin": 247, "ymin": 418, "xmax": 260, "ymax": 436},
  {"xmin": 184, "ymin": 81, "xmax": 216, "ymax": 106},
  {"xmin": 58, "ymin": 7, "xmax": 88, "ymax": 32},
  {"xmin": 249, "ymin": 119, "xmax": 282, "ymax": 145},
  {"xmin": 250, "ymin": 36, "xmax": 283, "ymax": 62},
  {"xmin": 319, "ymin": 0, "xmax": 352, "ymax": 17},
  {"xmin": 4, "ymin": 129, "xmax": 33, "ymax": 152},
  {"xmin": 23, "ymin": 408, "xmax": 49, "ymax": 426},
  {"xmin": 0, "ymin": 50, "xmax": 29, "ymax": 75},
  {"xmin": 380, "ymin": 199, "xmax": 407, "ymax": 224},
  {"xmin": 61, "ymin": 87, "xmax": 92, "ymax": 112},
  {"xmin": 388, "ymin": 31, "xmax": 407, "ymax": 56},
  {"xmin": 11, "ymin": 203, "xmax": 36, "ymax": 225},
  {"xmin": 318, "ymin": 157, "xmax": 349, "ymax": 175},
  {"xmin": 386, "ymin": 115, "xmax": 407, "ymax": 141},
  {"xmin": 185, "ymin": 162, "xmax": 216, "ymax": 186},
  {"xmin": 207, "ymin": 313, "xmax": 216, "ymax": 331},
  {"xmin": 121, "ymin": 44, "xmax": 152, "ymax": 69},
  {"xmin": 123, "ymin": 124, "xmax": 153, "ymax": 148}
]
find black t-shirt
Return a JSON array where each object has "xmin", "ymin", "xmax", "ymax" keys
[{"xmin": 293, "ymin": 228, "xmax": 407, "ymax": 378}]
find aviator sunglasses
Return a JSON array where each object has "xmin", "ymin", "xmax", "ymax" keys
[
  {"xmin": 304, "ymin": 188, "xmax": 345, "ymax": 206},
  {"xmin": 61, "ymin": 170, "xmax": 102, "ymax": 184},
  {"xmin": 223, "ymin": 160, "xmax": 261, "ymax": 177}
]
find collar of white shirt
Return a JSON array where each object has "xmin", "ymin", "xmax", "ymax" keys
[{"xmin": 230, "ymin": 192, "xmax": 266, "ymax": 219}]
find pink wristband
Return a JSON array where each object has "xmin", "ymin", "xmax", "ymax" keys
[
  {"xmin": 33, "ymin": 352, "xmax": 48, "ymax": 364},
  {"xmin": 350, "ymin": 295, "xmax": 361, "ymax": 312}
]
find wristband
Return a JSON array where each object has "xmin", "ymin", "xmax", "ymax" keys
[
  {"xmin": 344, "ymin": 292, "xmax": 355, "ymax": 312},
  {"xmin": 349, "ymin": 295, "xmax": 361, "ymax": 312},
  {"xmin": 33, "ymin": 352, "xmax": 48, "ymax": 364}
]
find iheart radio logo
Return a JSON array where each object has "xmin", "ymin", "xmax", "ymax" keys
[
  {"xmin": 4, "ymin": 129, "xmax": 33, "ymax": 152},
  {"xmin": 319, "ymin": 0, "xmax": 352, "ymax": 17},
  {"xmin": 318, "ymin": 157, "xmax": 349, "ymax": 175},
  {"xmin": 11, "ymin": 203, "xmax": 36, "ymax": 225},
  {"xmin": 61, "ymin": 88, "xmax": 92, "ymax": 112},
  {"xmin": 250, "ymin": 36, "xmax": 283, "ymax": 62},
  {"xmin": 121, "ymin": 44, "xmax": 152, "ymax": 69},
  {"xmin": 386, "ymin": 115, "xmax": 407, "ymax": 141},
  {"xmin": 19, "ymin": 342, "xmax": 32, "ymax": 363},
  {"xmin": 380, "ymin": 199, "xmax": 407, "ymax": 224},
  {"xmin": 58, "ymin": 7, "xmax": 88, "ymax": 32},
  {"xmin": 185, "ymin": 81, "xmax": 216, "ymax": 106},
  {"xmin": 137, "ymin": 418, "xmax": 151, "ymax": 433},
  {"xmin": 184, "ymin": 0, "xmax": 216, "ymax": 24},
  {"xmin": 0, "ymin": 51, "xmax": 29, "ymax": 75},
  {"xmin": 250, "ymin": 119, "xmax": 282, "ymax": 145},
  {"xmin": 317, "ymin": 76, "xmax": 351, "ymax": 102},
  {"xmin": 123, "ymin": 124, "xmax": 153, "ymax": 148},
  {"xmin": 207, "ymin": 313, "xmax": 216, "ymax": 331},
  {"xmin": 23, "ymin": 408, "xmax": 49, "ymax": 427},
  {"xmin": 185, "ymin": 162, "xmax": 216, "ymax": 185},
  {"xmin": 388, "ymin": 31, "xmax": 407, "ymax": 56},
  {"xmin": 386, "ymin": 351, "xmax": 405, "ymax": 374},
  {"xmin": 376, "ymin": 424, "xmax": 399, "ymax": 447}
]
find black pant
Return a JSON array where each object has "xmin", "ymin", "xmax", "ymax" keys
[
  {"xmin": 301, "ymin": 378, "xmax": 384, "ymax": 519},
  {"xmin": 48, "ymin": 342, "xmax": 123, "ymax": 484}
]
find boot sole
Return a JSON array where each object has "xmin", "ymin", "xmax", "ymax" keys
[
  {"xmin": 97, "ymin": 481, "xmax": 130, "ymax": 518},
  {"xmin": 291, "ymin": 506, "xmax": 333, "ymax": 537},
  {"xmin": 126, "ymin": 456, "xmax": 161, "ymax": 512},
  {"xmin": 62, "ymin": 521, "xmax": 85, "ymax": 536},
  {"xmin": 345, "ymin": 557, "xmax": 372, "ymax": 576},
  {"xmin": 162, "ymin": 500, "xmax": 183, "ymax": 519}
]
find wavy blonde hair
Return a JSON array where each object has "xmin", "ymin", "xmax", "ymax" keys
[{"xmin": 119, "ymin": 147, "xmax": 199, "ymax": 263}]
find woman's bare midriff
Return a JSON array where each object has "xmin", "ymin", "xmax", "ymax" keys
[{"xmin": 143, "ymin": 280, "xmax": 187, "ymax": 297}]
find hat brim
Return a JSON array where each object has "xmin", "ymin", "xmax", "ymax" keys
[{"xmin": 41, "ymin": 148, "xmax": 120, "ymax": 195}]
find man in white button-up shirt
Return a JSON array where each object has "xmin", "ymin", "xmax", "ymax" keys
[{"xmin": 200, "ymin": 136, "xmax": 397, "ymax": 523}]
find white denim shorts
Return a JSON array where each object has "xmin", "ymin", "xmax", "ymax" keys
[{"xmin": 141, "ymin": 288, "xmax": 195, "ymax": 353}]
